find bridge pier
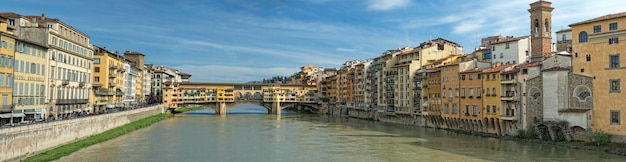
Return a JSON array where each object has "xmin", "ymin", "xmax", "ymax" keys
[
  {"xmin": 216, "ymin": 102, "xmax": 227, "ymax": 115},
  {"xmin": 269, "ymin": 102, "xmax": 282, "ymax": 115}
]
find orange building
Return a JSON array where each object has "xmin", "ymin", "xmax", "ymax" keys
[{"xmin": 459, "ymin": 68, "xmax": 487, "ymax": 132}]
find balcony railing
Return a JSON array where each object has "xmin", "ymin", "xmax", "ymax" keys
[
  {"xmin": 501, "ymin": 79, "xmax": 516, "ymax": 84},
  {"xmin": 55, "ymin": 99, "xmax": 89, "ymax": 105},
  {"xmin": 109, "ymin": 82, "xmax": 116, "ymax": 87},
  {"xmin": 501, "ymin": 91, "xmax": 518, "ymax": 101},
  {"xmin": 62, "ymin": 80, "xmax": 70, "ymax": 85},
  {"xmin": 79, "ymin": 82, "xmax": 86, "ymax": 87},
  {"xmin": 501, "ymin": 109, "xmax": 517, "ymax": 120},
  {"xmin": 109, "ymin": 73, "xmax": 117, "ymax": 78},
  {"xmin": 95, "ymin": 89, "xmax": 115, "ymax": 96}
]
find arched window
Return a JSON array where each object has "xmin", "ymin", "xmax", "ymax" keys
[
  {"xmin": 534, "ymin": 19, "xmax": 539, "ymax": 35},
  {"xmin": 579, "ymin": 31, "xmax": 588, "ymax": 42},
  {"xmin": 544, "ymin": 18, "xmax": 550, "ymax": 33}
]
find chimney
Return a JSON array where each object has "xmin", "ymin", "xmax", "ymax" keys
[{"xmin": 41, "ymin": 13, "xmax": 45, "ymax": 20}]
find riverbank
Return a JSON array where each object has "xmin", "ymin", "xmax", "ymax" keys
[
  {"xmin": 23, "ymin": 105, "xmax": 203, "ymax": 162},
  {"xmin": 432, "ymin": 126, "xmax": 626, "ymax": 156}
]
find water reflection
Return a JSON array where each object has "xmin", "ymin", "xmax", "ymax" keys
[
  {"xmin": 183, "ymin": 104, "xmax": 287, "ymax": 115},
  {"xmin": 56, "ymin": 107, "xmax": 625, "ymax": 162}
]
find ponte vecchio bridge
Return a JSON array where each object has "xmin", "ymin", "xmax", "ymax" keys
[{"xmin": 162, "ymin": 82, "xmax": 320, "ymax": 115}]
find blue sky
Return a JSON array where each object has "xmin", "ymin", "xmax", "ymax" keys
[{"xmin": 2, "ymin": 0, "xmax": 625, "ymax": 82}]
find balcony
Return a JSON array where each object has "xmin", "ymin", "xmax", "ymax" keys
[
  {"xmin": 95, "ymin": 89, "xmax": 115, "ymax": 96},
  {"xmin": 109, "ymin": 65, "xmax": 118, "ymax": 70},
  {"xmin": 109, "ymin": 82, "xmax": 117, "ymax": 87},
  {"xmin": 109, "ymin": 73, "xmax": 117, "ymax": 78},
  {"xmin": 501, "ymin": 79, "xmax": 516, "ymax": 84},
  {"xmin": 79, "ymin": 82, "xmax": 86, "ymax": 87},
  {"xmin": 501, "ymin": 91, "xmax": 518, "ymax": 101},
  {"xmin": 55, "ymin": 99, "xmax": 89, "ymax": 105},
  {"xmin": 501, "ymin": 109, "xmax": 517, "ymax": 120},
  {"xmin": 62, "ymin": 80, "xmax": 70, "ymax": 85}
]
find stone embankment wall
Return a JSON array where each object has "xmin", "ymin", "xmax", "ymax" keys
[
  {"xmin": 347, "ymin": 108, "xmax": 375, "ymax": 120},
  {"xmin": 0, "ymin": 105, "xmax": 165, "ymax": 162}
]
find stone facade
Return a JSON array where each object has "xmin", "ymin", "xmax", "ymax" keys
[{"xmin": 526, "ymin": 76, "xmax": 543, "ymax": 124}]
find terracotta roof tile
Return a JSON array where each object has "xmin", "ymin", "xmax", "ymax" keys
[
  {"xmin": 491, "ymin": 36, "xmax": 530, "ymax": 44},
  {"xmin": 501, "ymin": 68, "xmax": 521, "ymax": 75},
  {"xmin": 518, "ymin": 61, "xmax": 540, "ymax": 67},
  {"xmin": 482, "ymin": 64, "xmax": 515, "ymax": 73},
  {"xmin": 570, "ymin": 11, "xmax": 626, "ymax": 26},
  {"xmin": 555, "ymin": 28, "xmax": 572, "ymax": 33},
  {"xmin": 542, "ymin": 66, "xmax": 570, "ymax": 72}
]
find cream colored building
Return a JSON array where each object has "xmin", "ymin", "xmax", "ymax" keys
[
  {"xmin": 570, "ymin": 11, "xmax": 626, "ymax": 141},
  {"xmin": 21, "ymin": 15, "xmax": 94, "ymax": 119}
]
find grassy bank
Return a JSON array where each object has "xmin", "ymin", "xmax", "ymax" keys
[
  {"xmin": 173, "ymin": 105, "xmax": 205, "ymax": 114},
  {"xmin": 24, "ymin": 106, "xmax": 203, "ymax": 162}
]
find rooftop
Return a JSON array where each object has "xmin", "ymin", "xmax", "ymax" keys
[{"xmin": 570, "ymin": 11, "xmax": 626, "ymax": 26}]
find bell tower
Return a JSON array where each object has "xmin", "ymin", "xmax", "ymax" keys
[{"xmin": 528, "ymin": 0, "xmax": 554, "ymax": 62}]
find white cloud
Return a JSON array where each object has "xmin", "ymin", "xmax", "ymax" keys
[
  {"xmin": 367, "ymin": 0, "xmax": 410, "ymax": 11},
  {"xmin": 336, "ymin": 48, "xmax": 359, "ymax": 52},
  {"xmin": 172, "ymin": 65, "xmax": 297, "ymax": 82}
]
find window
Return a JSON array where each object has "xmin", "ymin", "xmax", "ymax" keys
[
  {"xmin": 611, "ymin": 110, "xmax": 620, "ymax": 125},
  {"xmin": 522, "ymin": 69, "xmax": 528, "ymax": 74},
  {"xmin": 610, "ymin": 23, "xmax": 618, "ymax": 30},
  {"xmin": 461, "ymin": 88, "xmax": 466, "ymax": 97},
  {"xmin": 610, "ymin": 79, "xmax": 621, "ymax": 93},
  {"xmin": 609, "ymin": 38, "xmax": 619, "ymax": 44},
  {"xmin": 486, "ymin": 105, "xmax": 490, "ymax": 113},
  {"xmin": 93, "ymin": 58, "xmax": 100, "ymax": 64},
  {"xmin": 469, "ymin": 88, "xmax": 474, "ymax": 97},
  {"xmin": 581, "ymin": 69, "xmax": 585, "ymax": 73},
  {"xmin": 500, "ymin": 53, "xmax": 504, "ymax": 58},
  {"xmin": 492, "ymin": 107, "xmax": 496, "ymax": 113},
  {"xmin": 492, "ymin": 88, "xmax": 496, "ymax": 96},
  {"xmin": 473, "ymin": 105, "xmax": 478, "ymax": 115},
  {"xmin": 461, "ymin": 75, "xmax": 465, "ymax": 80},
  {"xmin": 562, "ymin": 34, "xmax": 566, "ymax": 41},
  {"xmin": 452, "ymin": 103, "xmax": 457, "ymax": 114},
  {"xmin": 610, "ymin": 54, "xmax": 620, "ymax": 68},
  {"xmin": 94, "ymin": 76, "xmax": 100, "ymax": 82},
  {"xmin": 477, "ymin": 74, "xmax": 482, "ymax": 79},
  {"xmin": 579, "ymin": 31, "xmax": 588, "ymax": 42},
  {"xmin": 586, "ymin": 54, "xmax": 591, "ymax": 62},
  {"xmin": 95, "ymin": 67, "xmax": 100, "ymax": 72},
  {"xmin": 477, "ymin": 87, "xmax": 482, "ymax": 97},
  {"xmin": 8, "ymin": 19, "xmax": 15, "ymax": 26},
  {"xmin": 578, "ymin": 91, "xmax": 591, "ymax": 100},
  {"xmin": 492, "ymin": 46, "xmax": 495, "ymax": 51},
  {"xmin": 469, "ymin": 74, "xmax": 473, "ymax": 80},
  {"xmin": 506, "ymin": 42, "xmax": 510, "ymax": 49},
  {"xmin": 593, "ymin": 25, "xmax": 601, "ymax": 33}
]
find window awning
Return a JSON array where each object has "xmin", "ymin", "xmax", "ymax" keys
[{"xmin": 0, "ymin": 113, "xmax": 25, "ymax": 118}]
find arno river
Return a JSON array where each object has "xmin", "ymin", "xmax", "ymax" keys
[{"xmin": 57, "ymin": 105, "xmax": 624, "ymax": 162}]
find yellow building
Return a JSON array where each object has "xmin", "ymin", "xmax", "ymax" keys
[
  {"xmin": 570, "ymin": 11, "xmax": 626, "ymax": 139},
  {"xmin": 0, "ymin": 17, "xmax": 15, "ymax": 117},
  {"xmin": 92, "ymin": 45, "xmax": 125, "ymax": 113},
  {"xmin": 481, "ymin": 64, "xmax": 515, "ymax": 135}
]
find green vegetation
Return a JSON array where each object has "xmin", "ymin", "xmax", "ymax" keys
[
  {"xmin": 173, "ymin": 105, "xmax": 205, "ymax": 114},
  {"xmin": 593, "ymin": 131, "xmax": 612, "ymax": 146},
  {"xmin": 517, "ymin": 126, "xmax": 537, "ymax": 139},
  {"xmin": 25, "ymin": 106, "xmax": 203, "ymax": 162}
]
